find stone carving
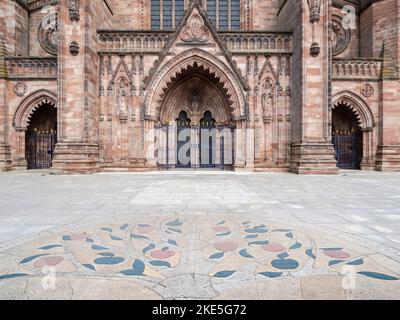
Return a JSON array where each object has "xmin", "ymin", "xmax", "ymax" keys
[
  {"xmin": 180, "ymin": 12, "xmax": 210, "ymax": 43},
  {"xmin": 117, "ymin": 79, "xmax": 129, "ymax": 121},
  {"xmin": 307, "ymin": 0, "xmax": 321, "ymax": 23},
  {"xmin": 361, "ymin": 83, "xmax": 374, "ymax": 98},
  {"xmin": 38, "ymin": 13, "xmax": 58, "ymax": 56},
  {"xmin": 261, "ymin": 80, "xmax": 273, "ymax": 120},
  {"xmin": 69, "ymin": 41, "xmax": 79, "ymax": 55},
  {"xmin": 331, "ymin": 15, "xmax": 351, "ymax": 56},
  {"xmin": 332, "ymin": 59, "xmax": 380, "ymax": 79},
  {"xmin": 13, "ymin": 82, "xmax": 27, "ymax": 97},
  {"xmin": 67, "ymin": 0, "xmax": 80, "ymax": 22}
]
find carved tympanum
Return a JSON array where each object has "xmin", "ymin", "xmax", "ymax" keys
[{"xmin": 180, "ymin": 12, "xmax": 210, "ymax": 43}]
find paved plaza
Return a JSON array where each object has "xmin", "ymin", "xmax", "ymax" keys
[{"xmin": 0, "ymin": 170, "xmax": 400, "ymax": 299}]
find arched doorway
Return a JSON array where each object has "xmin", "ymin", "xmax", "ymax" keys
[
  {"xmin": 200, "ymin": 110, "xmax": 216, "ymax": 168},
  {"xmin": 156, "ymin": 62, "xmax": 234, "ymax": 170},
  {"xmin": 176, "ymin": 110, "xmax": 191, "ymax": 168},
  {"xmin": 25, "ymin": 102, "xmax": 57, "ymax": 169},
  {"xmin": 332, "ymin": 103, "xmax": 363, "ymax": 169}
]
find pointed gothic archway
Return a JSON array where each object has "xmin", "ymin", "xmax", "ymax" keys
[
  {"xmin": 332, "ymin": 91, "xmax": 375, "ymax": 170},
  {"xmin": 13, "ymin": 90, "xmax": 57, "ymax": 169},
  {"xmin": 153, "ymin": 61, "xmax": 235, "ymax": 169}
]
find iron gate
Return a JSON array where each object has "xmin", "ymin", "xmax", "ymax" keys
[
  {"xmin": 332, "ymin": 134, "xmax": 360, "ymax": 169},
  {"xmin": 26, "ymin": 131, "xmax": 57, "ymax": 169}
]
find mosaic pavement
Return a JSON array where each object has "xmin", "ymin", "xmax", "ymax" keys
[
  {"xmin": 0, "ymin": 214, "xmax": 399, "ymax": 300},
  {"xmin": 1, "ymin": 170, "xmax": 400, "ymax": 299}
]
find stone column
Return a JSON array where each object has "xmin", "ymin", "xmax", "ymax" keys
[
  {"xmin": 52, "ymin": 0, "xmax": 112, "ymax": 173},
  {"xmin": 289, "ymin": 0, "xmax": 338, "ymax": 174},
  {"xmin": 12, "ymin": 127, "xmax": 27, "ymax": 170},
  {"xmin": 376, "ymin": 42, "xmax": 400, "ymax": 171},
  {"xmin": 191, "ymin": 123, "xmax": 200, "ymax": 169},
  {"xmin": 0, "ymin": 36, "xmax": 11, "ymax": 171},
  {"xmin": 234, "ymin": 119, "xmax": 246, "ymax": 170}
]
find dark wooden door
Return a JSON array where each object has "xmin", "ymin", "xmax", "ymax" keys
[
  {"xmin": 333, "ymin": 133, "xmax": 361, "ymax": 169},
  {"xmin": 26, "ymin": 131, "xmax": 57, "ymax": 169}
]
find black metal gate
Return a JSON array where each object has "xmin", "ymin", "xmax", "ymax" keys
[
  {"xmin": 332, "ymin": 133, "xmax": 361, "ymax": 169},
  {"xmin": 26, "ymin": 131, "xmax": 57, "ymax": 169}
]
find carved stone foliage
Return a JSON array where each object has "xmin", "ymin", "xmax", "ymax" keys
[
  {"xmin": 14, "ymin": 82, "xmax": 28, "ymax": 97},
  {"xmin": 67, "ymin": 0, "xmax": 80, "ymax": 22},
  {"xmin": 38, "ymin": 13, "xmax": 58, "ymax": 56},
  {"xmin": 180, "ymin": 11, "xmax": 210, "ymax": 43},
  {"xmin": 332, "ymin": 59, "xmax": 381, "ymax": 80},
  {"xmin": 361, "ymin": 83, "xmax": 374, "ymax": 98},
  {"xmin": 331, "ymin": 15, "xmax": 351, "ymax": 56}
]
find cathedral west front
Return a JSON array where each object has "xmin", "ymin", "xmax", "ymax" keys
[{"xmin": 0, "ymin": 0, "xmax": 399, "ymax": 174}]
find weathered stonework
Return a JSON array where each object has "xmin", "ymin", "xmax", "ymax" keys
[{"xmin": 0, "ymin": 0, "xmax": 399, "ymax": 173}]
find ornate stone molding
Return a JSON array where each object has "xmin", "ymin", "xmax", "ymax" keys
[
  {"xmin": 6, "ymin": 57, "xmax": 57, "ymax": 80},
  {"xmin": 97, "ymin": 31, "xmax": 293, "ymax": 54},
  {"xmin": 219, "ymin": 32, "xmax": 293, "ymax": 54},
  {"xmin": 307, "ymin": 0, "xmax": 321, "ymax": 23},
  {"xmin": 13, "ymin": 82, "xmax": 28, "ymax": 97},
  {"xmin": 332, "ymin": 59, "xmax": 382, "ymax": 81}
]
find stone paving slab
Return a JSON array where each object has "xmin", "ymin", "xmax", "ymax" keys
[{"xmin": 0, "ymin": 170, "xmax": 399, "ymax": 299}]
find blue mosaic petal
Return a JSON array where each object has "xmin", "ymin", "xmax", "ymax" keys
[
  {"xmin": 358, "ymin": 271, "xmax": 399, "ymax": 281},
  {"xmin": 111, "ymin": 235, "xmax": 124, "ymax": 241},
  {"xmin": 213, "ymin": 271, "xmax": 236, "ymax": 278},
  {"xmin": 271, "ymin": 259, "xmax": 299, "ymax": 270},
  {"xmin": 143, "ymin": 243, "xmax": 156, "ymax": 254},
  {"xmin": 347, "ymin": 258, "xmax": 364, "ymax": 266},
  {"xmin": 131, "ymin": 233, "xmax": 149, "ymax": 240},
  {"xmin": 138, "ymin": 224, "xmax": 150, "ymax": 227},
  {"xmin": 166, "ymin": 219, "xmax": 183, "ymax": 227},
  {"xmin": 290, "ymin": 242, "xmax": 302, "ymax": 250},
  {"xmin": 62, "ymin": 235, "xmax": 72, "ymax": 241},
  {"xmin": 285, "ymin": 232, "xmax": 294, "ymax": 239},
  {"xmin": 119, "ymin": 223, "xmax": 129, "ymax": 231},
  {"xmin": 239, "ymin": 249, "xmax": 254, "ymax": 259},
  {"xmin": 217, "ymin": 220, "xmax": 225, "ymax": 225},
  {"xmin": 92, "ymin": 245, "xmax": 108, "ymax": 251},
  {"xmin": 273, "ymin": 229, "xmax": 292, "ymax": 232},
  {"xmin": 131, "ymin": 259, "xmax": 145, "ymax": 275},
  {"xmin": 150, "ymin": 260, "xmax": 171, "ymax": 268},
  {"xmin": 259, "ymin": 272, "xmax": 283, "ymax": 278},
  {"xmin": 39, "ymin": 245, "xmax": 63, "ymax": 250},
  {"xmin": 101, "ymin": 227, "xmax": 113, "ymax": 232},
  {"xmin": 209, "ymin": 252, "xmax": 224, "ymax": 259},
  {"xmin": 94, "ymin": 256, "xmax": 125, "ymax": 265},
  {"xmin": 329, "ymin": 260, "xmax": 344, "ymax": 266},
  {"xmin": 321, "ymin": 247, "xmax": 343, "ymax": 251},
  {"xmin": 0, "ymin": 273, "xmax": 29, "ymax": 280},
  {"xmin": 248, "ymin": 240, "xmax": 269, "ymax": 246},
  {"xmin": 254, "ymin": 224, "xmax": 267, "ymax": 229},
  {"xmin": 277, "ymin": 252, "xmax": 290, "ymax": 259},
  {"xmin": 216, "ymin": 231, "xmax": 231, "ymax": 237},
  {"xmin": 244, "ymin": 228, "xmax": 268, "ymax": 234},
  {"xmin": 20, "ymin": 254, "xmax": 49, "ymax": 264},
  {"xmin": 82, "ymin": 264, "xmax": 96, "ymax": 271},
  {"xmin": 86, "ymin": 238, "xmax": 94, "ymax": 243},
  {"xmin": 306, "ymin": 249, "xmax": 316, "ymax": 260},
  {"xmin": 168, "ymin": 239, "xmax": 178, "ymax": 246},
  {"xmin": 162, "ymin": 246, "xmax": 170, "ymax": 251},
  {"xmin": 245, "ymin": 235, "xmax": 258, "ymax": 239}
]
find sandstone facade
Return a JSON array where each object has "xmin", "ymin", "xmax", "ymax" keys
[{"xmin": 0, "ymin": 0, "xmax": 399, "ymax": 174}]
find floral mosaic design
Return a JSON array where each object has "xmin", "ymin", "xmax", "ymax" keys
[{"xmin": 0, "ymin": 216, "xmax": 399, "ymax": 297}]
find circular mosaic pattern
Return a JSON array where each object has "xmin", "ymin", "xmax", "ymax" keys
[
  {"xmin": 38, "ymin": 13, "xmax": 58, "ymax": 56},
  {"xmin": 0, "ymin": 215, "xmax": 399, "ymax": 299},
  {"xmin": 331, "ymin": 15, "xmax": 351, "ymax": 56}
]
